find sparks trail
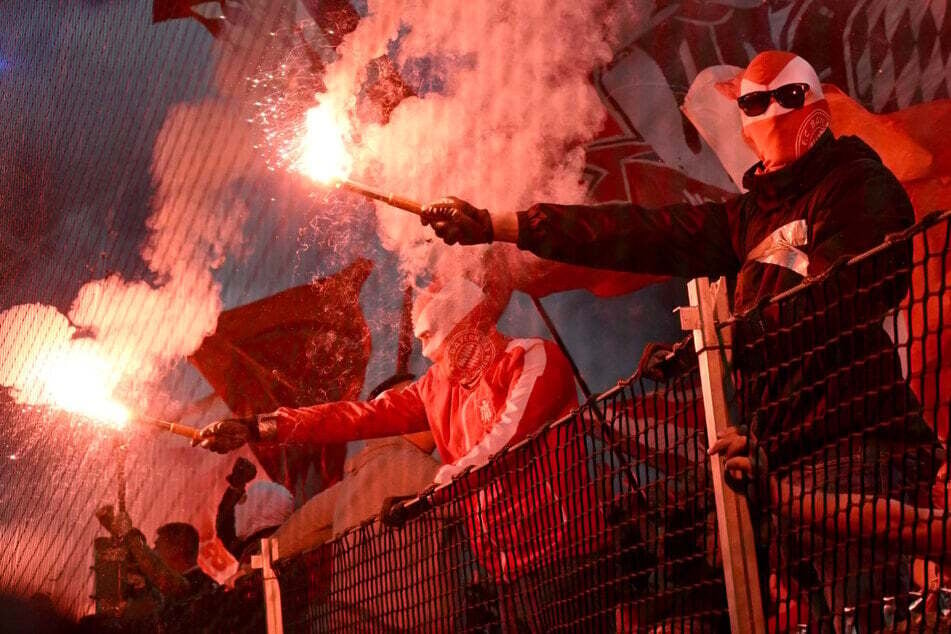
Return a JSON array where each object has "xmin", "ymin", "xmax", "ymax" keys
[
  {"xmin": 246, "ymin": 23, "xmax": 425, "ymax": 217},
  {"xmin": 288, "ymin": 102, "xmax": 425, "ymax": 215}
]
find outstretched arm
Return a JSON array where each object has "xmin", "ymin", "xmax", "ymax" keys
[
  {"xmin": 270, "ymin": 382, "xmax": 430, "ymax": 444},
  {"xmin": 196, "ymin": 383, "xmax": 430, "ymax": 452},
  {"xmin": 421, "ymin": 197, "xmax": 740, "ymax": 278},
  {"xmin": 511, "ymin": 201, "xmax": 740, "ymax": 278}
]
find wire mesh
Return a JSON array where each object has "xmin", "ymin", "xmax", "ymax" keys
[
  {"xmin": 734, "ymin": 210, "xmax": 951, "ymax": 632},
  {"xmin": 274, "ymin": 213, "xmax": 951, "ymax": 634},
  {"xmin": 274, "ymin": 349, "xmax": 729, "ymax": 633}
]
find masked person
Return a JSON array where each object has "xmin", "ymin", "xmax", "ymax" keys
[
  {"xmin": 196, "ymin": 277, "xmax": 598, "ymax": 631},
  {"xmin": 195, "ymin": 276, "xmax": 576, "ymax": 485},
  {"xmin": 421, "ymin": 50, "xmax": 906, "ymax": 313},
  {"xmin": 421, "ymin": 51, "xmax": 939, "ymax": 631}
]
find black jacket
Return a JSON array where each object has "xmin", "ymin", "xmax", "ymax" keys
[
  {"xmin": 516, "ymin": 131, "xmax": 913, "ymax": 314},
  {"xmin": 517, "ymin": 132, "xmax": 937, "ymax": 473}
]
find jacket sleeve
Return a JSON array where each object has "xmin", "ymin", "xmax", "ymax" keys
[
  {"xmin": 515, "ymin": 200, "xmax": 741, "ymax": 278},
  {"xmin": 434, "ymin": 340, "xmax": 578, "ymax": 483},
  {"xmin": 273, "ymin": 382, "xmax": 430, "ymax": 445}
]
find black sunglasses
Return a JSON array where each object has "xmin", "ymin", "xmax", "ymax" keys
[{"xmin": 737, "ymin": 83, "xmax": 810, "ymax": 116}]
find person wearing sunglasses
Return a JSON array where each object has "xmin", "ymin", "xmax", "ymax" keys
[{"xmin": 420, "ymin": 50, "xmax": 938, "ymax": 631}]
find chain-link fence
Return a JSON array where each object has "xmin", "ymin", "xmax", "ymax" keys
[
  {"xmin": 265, "ymin": 211, "xmax": 951, "ymax": 634},
  {"xmin": 733, "ymin": 210, "xmax": 951, "ymax": 632},
  {"xmin": 272, "ymin": 349, "xmax": 729, "ymax": 632}
]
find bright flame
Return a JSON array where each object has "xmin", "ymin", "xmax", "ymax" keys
[
  {"xmin": 37, "ymin": 347, "xmax": 130, "ymax": 429},
  {"xmin": 291, "ymin": 104, "xmax": 354, "ymax": 185}
]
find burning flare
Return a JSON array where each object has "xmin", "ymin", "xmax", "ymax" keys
[
  {"xmin": 0, "ymin": 304, "xmax": 131, "ymax": 429},
  {"xmin": 37, "ymin": 346, "xmax": 130, "ymax": 429},
  {"xmin": 291, "ymin": 103, "xmax": 354, "ymax": 184},
  {"xmin": 284, "ymin": 102, "xmax": 425, "ymax": 214}
]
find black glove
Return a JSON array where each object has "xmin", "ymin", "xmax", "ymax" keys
[
  {"xmin": 421, "ymin": 197, "xmax": 493, "ymax": 245},
  {"xmin": 194, "ymin": 416, "xmax": 258, "ymax": 454},
  {"xmin": 380, "ymin": 489, "xmax": 432, "ymax": 528},
  {"xmin": 227, "ymin": 456, "xmax": 257, "ymax": 489}
]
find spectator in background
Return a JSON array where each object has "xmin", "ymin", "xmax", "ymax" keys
[
  {"xmin": 207, "ymin": 460, "xmax": 293, "ymax": 634},
  {"xmin": 95, "ymin": 507, "xmax": 218, "ymax": 631},
  {"xmin": 215, "ymin": 458, "xmax": 294, "ymax": 568}
]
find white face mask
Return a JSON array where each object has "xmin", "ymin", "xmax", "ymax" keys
[{"xmin": 413, "ymin": 278, "xmax": 485, "ymax": 362}]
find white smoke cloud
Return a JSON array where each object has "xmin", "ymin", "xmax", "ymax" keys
[{"xmin": 320, "ymin": 0, "xmax": 642, "ymax": 283}]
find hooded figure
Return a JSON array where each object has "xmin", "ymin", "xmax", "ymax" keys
[
  {"xmin": 216, "ymin": 468, "xmax": 295, "ymax": 566},
  {"xmin": 234, "ymin": 482, "xmax": 294, "ymax": 543},
  {"xmin": 420, "ymin": 51, "xmax": 940, "ymax": 632}
]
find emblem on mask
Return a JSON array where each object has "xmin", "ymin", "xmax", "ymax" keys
[
  {"xmin": 446, "ymin": 328, "xmax": 495, "ymax": 385},
  {"xmin": 795, "ymin": 109, "xmax": 830, "ymax": 158}
]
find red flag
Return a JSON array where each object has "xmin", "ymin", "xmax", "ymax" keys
[
  {"xmin": 152, "ymin": 1, "xmax": 225, "ymax": 38},
  {"xmin": 188, "ymin": 259, "xmax": 373, "ymax": 501}
]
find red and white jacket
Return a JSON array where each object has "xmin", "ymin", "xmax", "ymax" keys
[
  {"xmin": 270, "ymin": 337, "xmax": 579, "ymax": 579},
  {"xmin": 272, "ymin": 336, "xmax": 577, "ymax": 480}
]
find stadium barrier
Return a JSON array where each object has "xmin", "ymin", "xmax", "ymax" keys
[{"xmin": 260, "ymin": 210, "xmax": 951, "ymax": 633}]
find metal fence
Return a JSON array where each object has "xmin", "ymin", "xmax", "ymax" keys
[
  {"xmin": 270, "ymin": 346, "xmax": 728, "ymax": 632},
  {"xmin": 734, "ymin": 210, "xmax": 951, "ymax": 633},
  {"xmin": 260, "ymin": 210, "xmax": 951, "ymax": 634}
]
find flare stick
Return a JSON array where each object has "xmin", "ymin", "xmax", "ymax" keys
[
  {"xmin": 133, "ymin": 415, "xmax": 201, "ymax": 441},
  {"xmin": 338, "ymin": 179, "xmax": 423, "ymax": 215}
]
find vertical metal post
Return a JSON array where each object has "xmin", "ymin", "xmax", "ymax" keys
[
  {"xmin": 252, "ymin": 538, "xmax": 284, "ymax": 634},
  {"xmin": 114, "ymin": 439, "xmax": 127, "ymax": 514},
  {"xmin": 681, "ymin": 277, "xmax": 765, "ymax": 633}
]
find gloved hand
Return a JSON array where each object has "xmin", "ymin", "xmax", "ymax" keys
[
  {"xmin": 421, "ymin": 197, "xmax": 493, "ymax": 245},
  {"xmin": 95, "ymin": 504, "xmax": 134, "ymax": 539},
  {"xmin": 379, "ymin": 494, "xmax": 417, "ymax": 528},
  {"xmin": 226, "ymin": 456, "xmax": 257, "ymax": 489},
  {"xmin": 194, "ymin": 416, "xmax": 258, "ymax": 453}
]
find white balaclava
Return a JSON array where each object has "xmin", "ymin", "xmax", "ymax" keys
[
  {"xmin": 235, "ymin": 481, "xmax": 294, "ymax": 541},
  {"xmin": 412, "ymin": 277, "xmax": 487, "ymax": 362}
]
